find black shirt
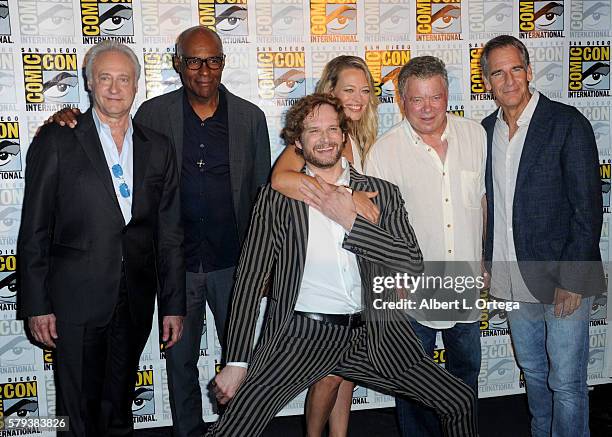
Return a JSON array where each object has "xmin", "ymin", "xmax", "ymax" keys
[{"xmin": 181, "ymin": 89, "xmax": 240, "ymax": 273}]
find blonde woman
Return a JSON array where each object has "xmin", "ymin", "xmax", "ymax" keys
[{"xmin": 271, "ymin": 55, "xmax": 379, "ymax": 437}]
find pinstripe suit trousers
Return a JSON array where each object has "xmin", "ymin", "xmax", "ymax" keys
[{"xmin": 206, "ymin": 313, "xmax": 477, "ymax": 437}]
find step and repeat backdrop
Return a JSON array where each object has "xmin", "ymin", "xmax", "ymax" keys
[{"xmin": 0, "ymin": 0, "xmax": 611, "ymax": 433}]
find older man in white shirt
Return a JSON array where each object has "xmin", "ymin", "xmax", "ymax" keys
[{"xmin": 366, "ymin": 56, "xmax": 487, "ymax": 437}]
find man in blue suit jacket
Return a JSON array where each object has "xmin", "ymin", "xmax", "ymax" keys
[{"xmin": 480, "ymin": 35, "xmax": 605, "ymax": 437}]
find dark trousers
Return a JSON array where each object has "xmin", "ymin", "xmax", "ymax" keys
[
  {"xmin": 55, "ymin": 279, "xmax": 151, "ymax": 437},
  {"xmin": 166, "ymin": 267, "xmax": 235, "ymax": 437},
  {"xmin": 397, "ymin": 320, "xmax": 482, "ymax": 437},
  {"xmin": 206, "ymin": 314, "xmax": 477, "ymax": 437}
]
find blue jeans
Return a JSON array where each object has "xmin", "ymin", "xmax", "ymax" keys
[
  {"xmin": 506, "ymin": 297, "xmax": 593, "ymax": 437},
  {"xmin": 396, "ymin": 321, "xmax": 481, "ymax": 437}
]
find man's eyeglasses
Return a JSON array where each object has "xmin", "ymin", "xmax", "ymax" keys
[
  {"xmin": 112, "ymin": 164, "xmax": 131, "ymax": 198},
  {"xmin": 181, "ymin": 55, "xmax": 225, "ymax": 71}
]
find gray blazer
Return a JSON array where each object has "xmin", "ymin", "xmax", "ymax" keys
[{"xmin": 134, "ymin": 84, "xmax": 271, "ymax": 243}]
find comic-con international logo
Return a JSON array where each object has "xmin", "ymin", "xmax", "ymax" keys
[
  {"xmin": 415, "ymin": 0, "xmax": 462, "ymax": 42},
  {"xmin": 0, "ymin": 255, "xmax": 17, "ymax": 310},
  {"xmin": 479, "ymin": 341, "xmax": 517, "ymax": 391},
  {"xmin": 414, "ymin": 45, "xmax": 463, "ymax": 102},
  {"xmin": 80, "ymin": 0, "xmax": 135, "ymax": 44},
  {"xmin": 143, "ymin": 51, "xmax": 180, "ymax": 99},
  {"xmin": 141, "ymin": 0, "xmax": 190, "ymax": 41},
  {"xmin": 568, "ymin": 42, "xmax": 611, "ymax": 98},
  {"xmin": 0, "ymin": 320, "xmax": 35, "ymax": 374},
  {"xmin": 0, "ymin": 119, "xmax": 21, "ymax": 176},
  {"xmin": 133, "ymin": 367, "xmax": 156, "ymax": 423},
  {"xmin": 363, "ymin": 0, "xmax": 410, "ymax": 42},
  {"xmin": 257, "ymin": 48, "xmax": 306, "ymax": 106},
  {"xmin": 352, "ymin": 386, "xmax": 368, "ymax": 405},
  {"xmin": 18, "ymin": 0, "xmax": 75, "ymax": 43},
  {"xmin": 587, "ymin": 330, "xmax": 606, "ymax": 378},
  {"xmin": 468, "ymin": 0, "xmax": 513, "ymax": 40},
  {"xmin": 590, "ymin": 293, "xmax": 607, "ymax": 324},
  {"xmin": 570, "ymin": 0, "xmax": 612, "ymax": 37},
  {"xmin": 255, "ymin": 0, "xmax": 304, "ymax": 43},
  {"xmin": 530, "ymin": 42, "xmax": 564, "ymax": 99},
  {"xmin": 519, "ymin": 0, "xmax": 565, "ymax": 38},
  {"xmin": 0, "ymin": 188, "xmax": 22, "ymax": 250},
  {"xmin": 0, "ymin": 51, "xmax": 16, "ymax": 108},
  {"xmin": 600, "ymin": 161, "xmax": 610, "ymax": 213},
  {"xmin": 0, "ymin": 379, "xmax": 39, "ymax": 430},
  {"xmin": 365, "ymin": 48, "xmax": 410, "ymax": 104},
  {"xmin": 310, "ymin": 0, "xmax": 358, "ymax": 43},
  {"xmin": 22, "ymin": 52, "xmax": 80, "ymax": 112},
  {"xmin": 0, "ymin": 0, "xmax": 12, "ymax": 43},
  {"xmin": 198, "ymin": 0, "xmax": 249, "ymax": 43},
  {"xmin": 578, "ymin": 103, "xmax": 611, "ymax": 155},
  {"xmin": 479, "ymin": 289, "xmax": 509, "ymax": 336},
  {"xmin": 469, "ymin": 45, "xmax": 493, "ymax": 101}
]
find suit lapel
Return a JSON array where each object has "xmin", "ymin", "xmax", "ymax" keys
[
  {"xmin": 131, "ymin": 124, "xmax": 152, "ymax": 221},
  {"xmin": 515, "ymin": 95, "xmax": 550, "ymax": 192},
  {"xmin": 167, "ymin": 90, "xmax": 184, "ymax": 175},
  {"xmin": 74, "ymin": 111, "xmax": 123, "ymax": 223},
  {"xmin": 225, "ymin": 86, "xmax": 245, "ymax": 219}
]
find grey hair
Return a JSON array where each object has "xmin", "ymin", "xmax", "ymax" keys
[
  {"xmin": 85, "ymin": 40, "xmax": 141, "ymax": 82},
  {"xmin": 481, "ymin": 35, "xmax": 530, "ymax": 79},
  {"xmin": 175, "ymin": 26, "xmax": 223, "ymax": 56},
  {"xmin": 397, "ymin": 56, "xmax": 448, "ymax": 97}
]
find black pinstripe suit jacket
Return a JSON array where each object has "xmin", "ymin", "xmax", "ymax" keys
[{"xmin": 225, "ymin": 167, "xmax": 426, "ymax": 377}]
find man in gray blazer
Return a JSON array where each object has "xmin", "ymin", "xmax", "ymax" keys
[
  {"xmin": 52, "ymin": 26, "xmax": 270, "ymax": 437},
  {"xmin": 209, "ymin": 94, "xmax": 477, "ymax": 437}
]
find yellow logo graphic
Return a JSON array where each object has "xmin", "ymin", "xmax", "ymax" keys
[
  {"xmin": 568, "ymin": 43, "xmax": 611, "ymax": 97},
  {"xmin": 310, "ymin": 0, "xmax": 358, "ymax": 42},
  {"xmin": 519, "ymin": 0, "xmax": 564, "ymax": 37},
  {"xmin": 22, "ymin": 53, "xmax": 80, "ymax": 111},
  {"xmin": 0, "ymin": 379, "xmax": 39, "ymax": 429},
  {"xmin": 365, "ymin": 48, "xmax": 410, "ymax": 104},
  {"xmin": 469, "ymin": 46, "xmax": 493, "ymax": 101},
  {"xmin": 0, "ymin": 122, "xmax": 21, "ymax": 173},
  {"xmin": 133, "ymin": 368, "xmax": 155, "ymax": 419},
  {"xmin": 80, "ymin": 0, "xmax": 134, "ymax": 43},
  {"xmin": 416, "ymin": 0, "xmax": 462, "ymax": 41},
  {"xmin": 257, "ymin": 49, "xmax": 306, "ymax": 105}
]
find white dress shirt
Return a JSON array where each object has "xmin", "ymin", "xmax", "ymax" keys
[
  {"xmin": 366, "ymin": 114, "xmax": 487, "ymax": 329},
  {"xmin": 92, "ymin": 108, "xmax": 134, "ymax": 224},
  {"xmin": 294, "ymin": 158, "xmax": 362, "ymax": 314},
  {"xmin": 490, "ymin": 91, "xmax": 540, "ymax": 303}
]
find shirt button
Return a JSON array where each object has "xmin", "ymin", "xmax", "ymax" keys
[
  {"xmin": 442, "ymin": 172, "xmax": 446, "ymax": 176},
  {"xmin": 200, "ymin": 144, "xmax": 205, "ymax": 149},
  {"xmin": 445, "ymin": 198, "xmax": 449, "ymax": 202},
  {"xmin": 448, "ymin": 249, "xmax": 452, "ymax": 254},
  {"xmin": 200, "ymin": 122, "xmax": 205, "ymax": 127},
  {"xmin": 447, "ymin": 224, "xmax": 451, "ymax": 228},
  {"xmin": 200, "ymin": 218, "xmax": 204, "ymax": 222}
]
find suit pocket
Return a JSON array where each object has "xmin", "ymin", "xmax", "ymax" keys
[{"xmin": 460, "ymin": 170, "xmax": 481, "ymax": 209}]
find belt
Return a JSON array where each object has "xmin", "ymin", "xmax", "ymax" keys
[{"xmin": 294, "ymin": 311, "xmax": 364, "ymax": 328}]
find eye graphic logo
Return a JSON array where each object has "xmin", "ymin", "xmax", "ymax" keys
[
  {"xmin": 486, "ymin": 358, "xmax": 516, "ymax": 383},
  {"xmin": 273, "ymin": 4, "xmax": 303, "ymax": 35},
  {"xmin": 17, "ymin": 0, "xmax": 75, "ymax": 40},
  {"xmin": 588, "ymin": 347, "xmax": 605, "ymax": 373},
  {"xmin": 141, "ymin": 1, "xmax": 191, "ymax": 37},
  {"xmin": 570, "ymin": 0, "xmax": 611, "ymax": 34},
  {"xmin": 352, "ymin": 385, "xmax": 367, "ymax": 399},
  {"xmin": 255, "ymin": 0, "xmax": 304, "ymax": 42},
  {"xmin": 22, "ymin": 53, "xmax": 80, "ymax": 111},
  {"xmin": 143, "ymin": 53, "xmax": 180, "ymax": 99},
  {"xmin": 590, "ymin": 293, "xmax": 607, "ymax": 320},
  {"xmin": 364, "ymin": 0, "xmax": 410, "ymax": 42},
  {"xmin": 530, "ymin": 43, "xmax": 564, "ymax": 98},
  {"xmin": 519, "ymin": 1, "xmax": 565, "ymax": 33},
  {"xmin": 365, "ymin": 49, "xmax": 410, "ymax": 104},
  {"xmin": 416, "ymin": 0, "xmax": 462, "ymax": 41},
  {"xmin": 579, "ymin": 103, "xmax": 611, "ymax": 153},
  {"xmin": 133, "ymin": 369, "xmax": 155, "ymax": 417},
  {"xmin": 197, "ymin": 0, "xmax": 249, "ymax": 40},
  {"xmin": 0, "ymin": 380, "xmax": 39, "ymax": 428},
  {"xmin": 0, "ymin": 272, "xmax": 16, "ymax": 305},
  {"xmin": 0, "ymin": 121, "xmax": 20, "ymax": 172},
  {"xmin": 310, "ymin": 0, "xmax": 358, "ymax": 42},
  {"xmin": 569, "ymin": 43, "xmax": 611, "ymax": 97},
  {"xmin": 600, "ymin": 162, "xmax": 610, "ymax": 210},
  {"xmin": 257, "ymin": 49, "xmax": 306, "ymax": 104},
  {"xmin": 0, "ymin": 0, "xmax": 11, "ymax": 39},
  {"xmin": 469, "ymin": 0, "xmax": 513, "ymax": 39},
  {"xmin": 0, "ymin": 53, "xmax": 16, "ymax": 105},
  {"xmin": 80, "ymin": 0, "xmax": 134, "ymax": 42},
  {"xmin": 380, "ymin": 3, "xmax": 410, "ymax": 35}
]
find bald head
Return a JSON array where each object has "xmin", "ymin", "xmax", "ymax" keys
[{"xmin": 175, "ymin": 26, "xmax": 223, "ymax": 57}]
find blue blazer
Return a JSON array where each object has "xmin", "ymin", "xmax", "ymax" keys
[{"xmin": 482, "ymin": 93, "xmax": 605, "ymax": 303}]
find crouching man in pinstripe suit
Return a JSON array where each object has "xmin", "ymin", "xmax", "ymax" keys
[{"xmin": 207, "ymin": 94, "xmax": 477, "ymax": 437}]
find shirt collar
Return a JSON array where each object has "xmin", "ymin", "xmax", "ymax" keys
[
  {"xmin": 92, "ymin": 107, "xmax": 133, "ymax": 137},
  {"xmin": 305, "ymin": 157, "xmax": 351, "ymax": 186},
  {"xmin": 403, "ymin": 115, "xmax": 451, "ymax": 147},
  {"xmin": 496, "ymin": 89, "xmax": 540, "ymax": 127}
]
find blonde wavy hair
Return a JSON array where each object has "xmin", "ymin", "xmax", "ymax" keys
[{"xmin": 315, "ymin": 56, "xmax": 379, "ymax": 167}]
